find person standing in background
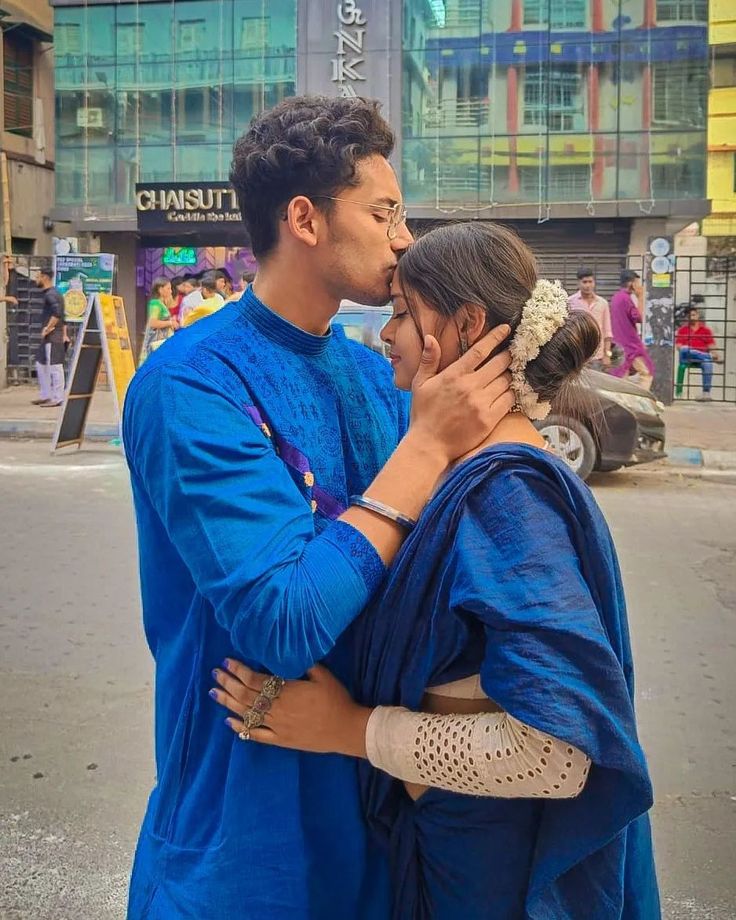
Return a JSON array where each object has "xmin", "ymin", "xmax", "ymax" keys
[
  {"xmin": 1, "ymin": 255, "xmax": 18, "ymax": 309},
  {"xmin": 138, "ymin": 277, "xmax": 178, "ymax": 365},
  {"xmin": 179, "ymin": 272, "xmax": 205, "ymax": 325},
  {"xmin": 568, "ymin": 268, "xmax": 613, "ymax": 370},
  {"xmin": 214, "ymin": 268, "xmax": 233, "ymax": 301},
  {"xmin": 180, "ymin": 271, "xmax": 225, "ymax": 327},
  {"xmin": 34, "ymin": 268, "xmax": 67, "ymax": 407},
  {"xmin": 224, "ymin": 270, "xmax": 255, "ymax": 303},
  {"xmin": 169, "ymin": 274, "xmax": 195, "ymax": 322},
  {"xmin": 609, "ymin": 269, "xmax": 654, "ymax": 390}
]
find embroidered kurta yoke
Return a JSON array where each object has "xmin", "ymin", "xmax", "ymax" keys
[{"xmin": 123, "ymin": 288, "xmax": 408, "ymax": 919}]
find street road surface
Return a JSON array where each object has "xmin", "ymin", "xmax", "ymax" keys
[{"xmin": 0, "ymin": 441, "xmax": 734, "ymax": 919}]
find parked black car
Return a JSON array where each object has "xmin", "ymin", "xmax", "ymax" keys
[
  {"xmin": 534, "ymin": 369, "xmax": 666, "ymax": 480},
  {"xmin": 334, "ymin": 303, "xmax": 667, "ymax": 481}
]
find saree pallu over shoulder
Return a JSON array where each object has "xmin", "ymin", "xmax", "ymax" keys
[{"xmin": 354, "ymin": 444, "xmax": 660, "ymax": 920}]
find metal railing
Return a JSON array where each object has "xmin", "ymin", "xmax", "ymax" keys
[{"xmin": 537, "ymin": 252, "xmax": 734, "ymax": 404}]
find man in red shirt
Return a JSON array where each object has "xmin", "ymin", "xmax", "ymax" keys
[{"xmin": 675, "ymin": 307, "xmax": 722, "ymax": 400}]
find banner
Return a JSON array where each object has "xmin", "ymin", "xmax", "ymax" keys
[{"xmin": 54, "ymin": 253, "xmax": 116, "ymax": 323}]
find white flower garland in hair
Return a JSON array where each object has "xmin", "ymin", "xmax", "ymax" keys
[{"xmin": 509, "ymin": 279, "xmax": 569, "ymax": 420}]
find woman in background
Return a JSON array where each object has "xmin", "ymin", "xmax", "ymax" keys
[{"xmin": 138, "ymin": 276, "xmax": 178, "ymax": 365}]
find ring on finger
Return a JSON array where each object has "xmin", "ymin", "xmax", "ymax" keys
[
  {"xmin": 242, "ymin": 709, "xmax": 265, "ymax": 731},
  {"xmin": 260, "ymin": 676, "xmax": 285, "ymax": 700},
  {"xmin": 238, "ymin": 729, "xmax": 250, "ymax": 742}
]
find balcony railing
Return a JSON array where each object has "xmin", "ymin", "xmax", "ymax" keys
[{"xmin": 422, "ymin": 98, "xmax": 490, "ymax": 130}]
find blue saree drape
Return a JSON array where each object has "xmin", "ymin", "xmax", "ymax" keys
[{"xmin": 355, "ymin": 444, "xmax": 660, "ymax": 920}]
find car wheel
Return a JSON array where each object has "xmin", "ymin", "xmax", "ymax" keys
[{"xmin": 537, "ymin": 416, "xmax": 597, "ymax": 480}]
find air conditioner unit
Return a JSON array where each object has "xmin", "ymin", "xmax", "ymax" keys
[{"xmin": 77, "ymin": 108, "xmax": 104, "ymax": 128}]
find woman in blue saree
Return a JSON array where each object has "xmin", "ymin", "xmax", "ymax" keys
[{"xmin": 212, "ymin": 222, "xmax": 660, "ymax": 919}]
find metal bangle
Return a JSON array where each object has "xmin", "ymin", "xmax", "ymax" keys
[{"xmin": 349, "ymin": 495, "xmax": 416, "ymax": 531}]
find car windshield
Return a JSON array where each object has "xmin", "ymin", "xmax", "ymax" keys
[{"xmin": 334, "ymin": 308, "xmax": 390, "ymax": 357}]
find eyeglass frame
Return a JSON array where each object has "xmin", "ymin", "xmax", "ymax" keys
[{"xmin": 312, "ymin": 195, "xmax": 408, "ymax": 240}]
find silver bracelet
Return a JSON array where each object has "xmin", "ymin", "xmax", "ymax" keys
[{"xmin": 349, "ymin": 495, "xmax": 416, "ymax": 531}]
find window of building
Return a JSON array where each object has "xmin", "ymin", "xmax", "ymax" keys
[
  {"xmin": 656, "ymin": 0, "xmax": 707, "ymax": 22},
  {"xmin": 549, "ymin": 166, "xmax": 590, "ymax": 199},
  {"xmin": 523, "ymin": 65, "xmax": 585, "ymax": 131},
  {"xmin": 652, "ymin": 62, "xmax": 705, "ymax": 127},
  {"xmin": 441, "ymin": 0, "xmax": 481, "ymax": 29},
  {"xmin": 520, "ymin": 166, "xmax": 589, "ymax": 199},
  {"xmin": 178, "ymin": 20, "xmax": 205, "ymax": 54},
  {"xmin": 117, "ymin": 23, "xmax": 143, "ymax": 58},
  {"xmin": 56, "ymin": 23, "xmax": 82, "ymax": 56},
  {"xmin": 434, "ymin": 60, "xmax": 489, "ymax": 128},
  {"xmin": 240, "ymin": 17, "xmax": 268, "ymax": 53},
  {"xmin": 4, "ymin": 32, "xmax": 34, "ymax": 137},
  {"xmin": 523, "ymin": 0, "xmax": 586, "ymax": 28},
  {"xmin": 711, "ymin": 44, "xmax": 736, "ymax": 89}
]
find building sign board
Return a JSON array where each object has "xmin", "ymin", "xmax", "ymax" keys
[
  {"xmin": 135, "ymin": 182, "xmax": 241, "ymax": 233},
  {"xmin": 297, "ymin": 0, "xmax": 394, "ymax": 117}
]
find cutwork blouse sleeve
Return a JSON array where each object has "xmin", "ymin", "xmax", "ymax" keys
[
  {"xmin": 123, "ymin": 365, "xmax": 386, "ymax": 678},
  {"xmin": 366, "ymin": 705, "xmax": 590, "ymax": 798}
]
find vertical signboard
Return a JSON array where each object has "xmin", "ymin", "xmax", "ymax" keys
[
  {"xmin": 644, "ymin": 236, "xmax": 675, "ymax": 404},
  {"xmin": 297, "ymin": 0, "xmax": 398, "ymax": 127}
]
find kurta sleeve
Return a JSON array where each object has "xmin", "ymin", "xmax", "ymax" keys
[
  {"xmin": 627, "ymin": 295, "xmax": 642, "ymax": 325},
  {"xmin": 123, "ymin": 365, "xmax": 387, "ymax": 678}
]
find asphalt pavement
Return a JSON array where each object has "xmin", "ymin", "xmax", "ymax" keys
[{"xmin": 0, "ymin": 441, "xmax": 734, "ymax": 919}]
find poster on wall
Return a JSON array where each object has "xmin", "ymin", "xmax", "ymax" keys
[{"xmin": 54, "ymin": 253, "xmax": 116, "ymax": 323}]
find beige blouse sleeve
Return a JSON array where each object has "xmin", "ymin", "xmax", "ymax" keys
[{"xmin": 365, "ymin": 706, "xmax": 590, "ymax": 799}]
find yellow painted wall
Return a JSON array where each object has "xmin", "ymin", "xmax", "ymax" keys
[
  {"xmin": 710, "ymin": 0, "xmax": 736, "ymax": 45},
  {"xmin": 704, "ymin": 5, "xmax": 736, "ymax": 237},
  {"xmin": 709, "ymin": 89, "xmax": 736, "ymax": 152}
]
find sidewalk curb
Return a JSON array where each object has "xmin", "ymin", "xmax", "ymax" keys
[
  {"xmin": 2, "ymin": 419, "xmax": 735, "ymax": 479},
  {"xmin": 0, "ymin": 419, "xmax": 119, "ymax": 442},
  {"xmin": 666, "ymin": 446, "xmax": 736, "ymax": 472}
]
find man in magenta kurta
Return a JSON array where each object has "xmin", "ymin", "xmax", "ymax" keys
[{"xmin": 609, "ymin": 269, "xmax": 654, "ymax": 390}]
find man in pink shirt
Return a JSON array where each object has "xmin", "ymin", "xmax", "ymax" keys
[{"xmin": 568, "ymin": 268, "xmax": 613, "ymax": 370}]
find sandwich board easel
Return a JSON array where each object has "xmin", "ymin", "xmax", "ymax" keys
[{"xmin": 51, "ymin": 293, "xmax": 136, "ymax": 452}]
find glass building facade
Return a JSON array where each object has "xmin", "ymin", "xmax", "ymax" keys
[
  {"xmin": 53, "ymin": 0, "xmax": 707, "ymax": 217},
  {"xmin": 54, "ymin": 0, "xmax": 297, "ymax": 207},
  {"xmin": 402, "ymin": 0, "xmax": 708, "ymax": 213}
]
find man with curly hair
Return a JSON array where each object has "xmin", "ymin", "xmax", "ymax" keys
[{"xmin": 122, "ymin": 95, "xmax": 512, "ymax": 919}]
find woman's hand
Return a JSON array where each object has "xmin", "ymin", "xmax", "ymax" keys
[{"xmin": 210, "ymin": 659, "xmax": 372, "ymax": 759}]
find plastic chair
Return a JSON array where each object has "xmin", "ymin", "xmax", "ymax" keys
[{"xmin": 675, "ymin": 360, "xmax": 700, "ymax": 397}]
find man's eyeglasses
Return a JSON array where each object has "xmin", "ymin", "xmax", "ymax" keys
[{"xmin": 313, "ymin": 196, "xmax": 408, "ymax": 240}]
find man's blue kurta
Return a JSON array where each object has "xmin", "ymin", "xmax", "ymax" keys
[{"xmin": 123, "ymin": 288, "xmax": 408, "ymax": 919}]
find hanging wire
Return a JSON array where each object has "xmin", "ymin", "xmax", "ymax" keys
[
  {"xmin": 537, "ymin": 0, "xmax": 551, "ymax": 224},
  {"xmin": 432, "ymin": 19, "xmax": 441, "ymax": 213},
  {"xmin": 638, "ymin": 11, "xmax": 655, "ymax": 214},
  {"xmin": 134, "ymin": 0, "xmax": 141, "ymax": 190},
  {"xmin": 83, "ymin": 0, "xmax": 89, "ymax": 216},
  {"xmin": 217, "ymin": 0, "xmax": 225, "ymax": 178},
  {"xmin": 586, "ymin": 10, "xmax": 596, "ymax": 216},
  {"xmin": 171, "ymin": 0, "xmax": 176, "ymax": 180},
  {"xmin": 486, "ymin": 7, "xmax": 499, "ymax": 209}
]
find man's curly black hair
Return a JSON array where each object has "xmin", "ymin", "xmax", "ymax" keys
[{"xmin": 230, "ymin": 95, "xmax": 395, "ymax": 258}]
